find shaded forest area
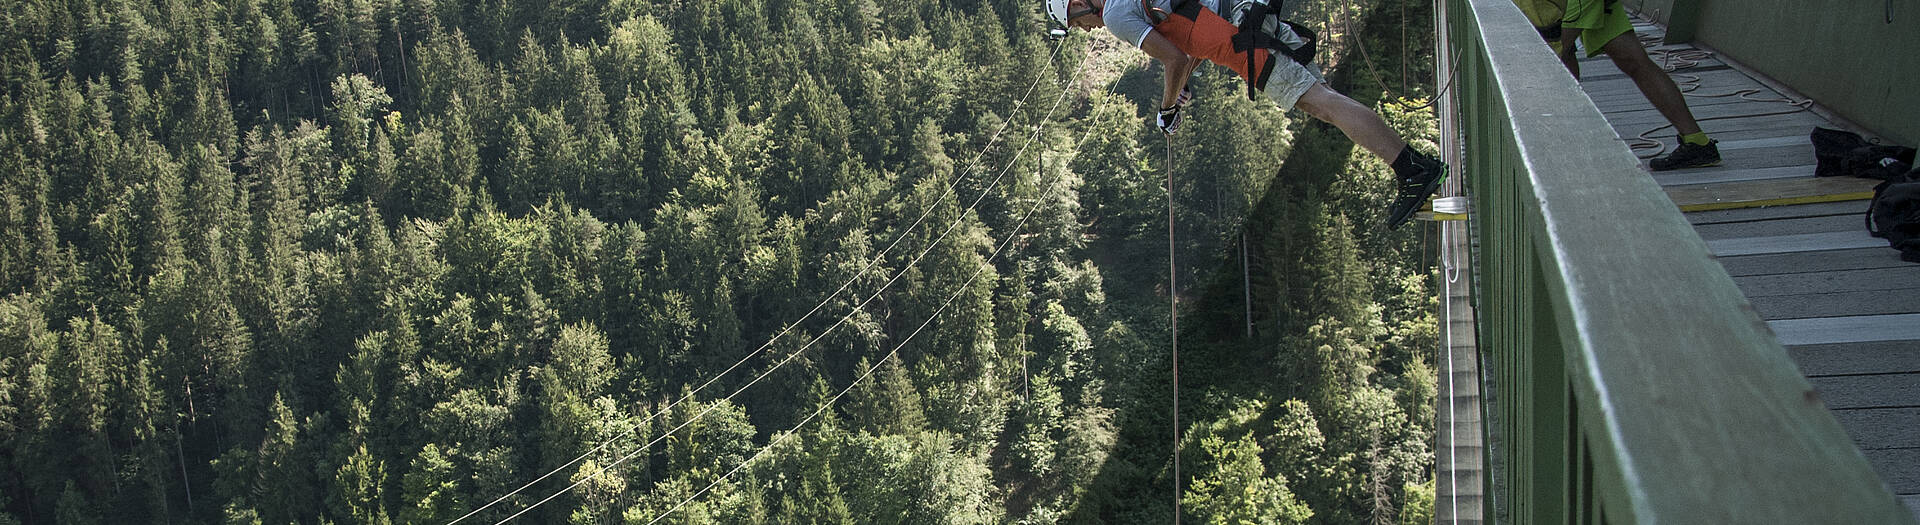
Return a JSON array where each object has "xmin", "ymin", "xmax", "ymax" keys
[{"xmin": 0, "ymin": 0, "xmax": 1441, "ymax": 522}]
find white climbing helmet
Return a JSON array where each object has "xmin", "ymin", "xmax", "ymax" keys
[{"xmin": 1046, "ymin": 0, "xmax": 1072, "ymax": 26}]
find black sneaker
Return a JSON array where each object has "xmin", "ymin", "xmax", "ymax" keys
[
  {"xmin": 1387, "ymin": 151, "xmax": 1448, "ymax": 230},
  {"xmin": 1649, "ymin": 139, "xmax": 1720, "ymax": 171}
]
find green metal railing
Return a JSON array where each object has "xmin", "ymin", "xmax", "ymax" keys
[{"xmin": 1441, "ymin": 0, "xmax": 1918, "ymax": 523}]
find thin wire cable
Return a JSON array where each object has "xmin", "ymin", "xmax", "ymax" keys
[
  {"xmin": 1334, "ymin": 0, "xmax": 1459, "ymax": 111},
  {"xmin": 446, "ymin": 39, "xmax": 1071, "ymax": 525},
  {"xmin": 490, "ymin": 54, "xmax": 1092, "ymax": 525},
  {"xmin": 642, "ymin": 98, "xmax": 1084, "ymax": 525}
]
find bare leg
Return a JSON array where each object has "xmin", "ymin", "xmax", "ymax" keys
[
  {"xmin": 1600, "ymin": 31, "xmax": 1702, "ymax": 135},
  {"xmin": 1559, "ymin": 27, "xmax": 1584, "ymax": 78},
  {"xmin": 1294, "ymin": 83, "xmax": 1406, "ymax": 162}
]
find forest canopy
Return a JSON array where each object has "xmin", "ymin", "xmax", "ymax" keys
[{"xmin": 0, "ymin": 0, "xmax": 1442, "ymax": 523}]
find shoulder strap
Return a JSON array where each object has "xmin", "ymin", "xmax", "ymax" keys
[
  {"xmin": 1145, "ymin": 0, "xmax": 1169, "ymax": 23},
  {"xmin": 1869, "ymin": 179, "xmax": 1894, "ymax": 237}
]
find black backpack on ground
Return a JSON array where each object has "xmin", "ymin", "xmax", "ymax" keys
[
  {"xmin": 1867, "ymin": 165, "xmax": 1920, "ymax": 263},
  {"xmin": 1812, "ymin": 127, "xmax": 1915, "ymax": 180}
]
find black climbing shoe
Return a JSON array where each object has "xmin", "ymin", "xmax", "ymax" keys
[
  {"xmin": 1387, "ymin": 152, "xmax": 1448, "ymax": 230},
  {"xmin": 1649, "ymin": 139, "xmax": 1720, "ymax": 171}
]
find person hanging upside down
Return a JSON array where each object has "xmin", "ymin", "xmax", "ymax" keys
[{"xmin": 1049, "ymin": 0, "xmax": 1448, "ymax": 229}]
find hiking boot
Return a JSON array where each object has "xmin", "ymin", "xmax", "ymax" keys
[
  {"xmin": 1649, "ymin": 139, "xmax": 1721, "ymax": 171},
  {"xmin": 1387, "ymin": 151, "xmax": 1448, "ymax": 230}
]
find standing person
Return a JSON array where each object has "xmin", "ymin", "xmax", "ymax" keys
[
  {"xmin": 1522, "ymin": 0, "xmax": 1719, "ymax": 171},
  {"xmin": 1049, "ymin": 0, "xmax": 1448, "ymax": 230}
]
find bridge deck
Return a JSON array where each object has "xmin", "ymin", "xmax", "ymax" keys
[{"xmin": 1579, "ymin": 18, "xmax": 1920, "ymax": 517}]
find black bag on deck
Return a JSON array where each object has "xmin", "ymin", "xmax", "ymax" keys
[
  {"xmin": 1812, "ymin": 127, "xmax": 1915, "ymax": 179},
  {"xmin": 1866, "ymin": 166, "xmax": 1920, "ymax": 263}
]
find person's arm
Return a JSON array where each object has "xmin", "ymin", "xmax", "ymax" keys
[{"xmin": 1140, "ymin": 30, "xmax": 1197, "ymax": 110}]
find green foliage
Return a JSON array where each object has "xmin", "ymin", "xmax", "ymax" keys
[
  {"xmin": 1182, "ymin": 432, "xmax": 1312, "ymax": 524},
  {"xmin": 0, "ymin": 0, "xmax": 1440, "ymax": 522},
  {"xmin": 1400, "ymin": 480, "xmax": 1435, "ymax": 525}
]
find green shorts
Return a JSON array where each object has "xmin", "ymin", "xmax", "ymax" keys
[{"xmin": 1563, "ymin": 0, "xmax": 1634, "ymax": 58}]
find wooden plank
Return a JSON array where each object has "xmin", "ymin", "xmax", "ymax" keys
[
  {"xmin": 1718, "ymin": 135, "xmax": 1810, "ymax": 151},
  {"xmin": 1581, "ymin": 68, "xmax": 1757, "ymax": 95},
  {"xmin": 1694, "ymin": 213, "xmax": 1864, "ymax": 241},
  {"xmin": 1739, "ymin": 267, "xmax": 1920, "ymax": 298},
  {"xmin": 1581, "ymin": 64, "xmax": 1735, "ymax": 84},
  {"xmin": 1707, "ymin": 230, "xmax": 1884, "ymax": 257},
  {"xmin": 1593, "ymin": 92, "xmax": 1770, "ymax": 114},
  {"xmin": 1589, "ymin": 84, "xmax": 1768, "ymax": 109},
  {"xmin": 1862, "ymin": 448, "xmax": 1920, "ymax": 494},
  {"xmin": 1809, "ymin": 373, "xmax": 1920, "ymax": 410},
  {"xmin": 1641, "ymin": 143, "xmax": 1815, "ymax": 175},
  {"xmin": 1831, "ymin": 408, "xmax": 1920, "ymax": 449},
  {"xmin": 1666, "ymin": 175, "xmax": 1877, "ymax": 213},
  {"xmin": 1705, "ymin": 144, "xmax": 1816, "ymax": 171},
  {"xmin": 1612, "ymin": 112, "xmax": 1826, "ymax": 137},
  {"xmin": 1687, "ymin": 200, "xmax": 1866, "ymax": 225},
  {"xmin": 1769, "ymin": 314, "xmax": 1920, "ymax": 346},
  {"xmin": 1694, "ymin": 124, "xmax": 1849, "ymax": 144},
  {"xmin": 1789, "ymin": 341, "xmax": 1920, "ymax": 377},
  {"xmin": 1751, "ymin": 288, "xmax": 1920, "ymax": 320},
  {"xmin": 1652, "ymin": 165, "xmax": 1810, "ymax": 186},
  {"xmin": 1720, "ymin": 247, "xmax": 1913, "ymax": 277},
  {"xmin": 1613, "ymin": 111, "xmax": 1823, "ymax": 134},
  {"xmin": 1604, "ymin": 99, "xmax": 1808, "ymax": 128},
  {"xmin": 1587, "ymin": 83, "xmax": 1772, "ymax": 105},
  {"xmin": 1588, "ymin": 77, "xmax": 1769, "ymax": 104}
]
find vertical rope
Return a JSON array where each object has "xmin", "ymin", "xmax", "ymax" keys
[
  {"xmin": 1401, "ymin": 0, "xmax": 1409, "ymax": 95},
  {"xmin": 1441, "ymin": 221, "xmax": 1460, "ymax": 525},
  {"xmin": 1242, "ymin": 235, "xmax": 1252, "ymax": 338},
  {"xmin": 1166, "ymin": 136, "xmax": 1182, "ymax": 525}
]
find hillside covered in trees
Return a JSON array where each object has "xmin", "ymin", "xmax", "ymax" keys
[{"xmin": 0, "ymin": 0, "xmax": 1442, "ymax": 522}]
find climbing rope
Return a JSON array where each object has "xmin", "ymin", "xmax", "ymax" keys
[
  {"xmin": 1166, "ymin": 135, "xmax": 1182, "ymax": 525},
  {"xmin": 1335, "ymin": 0, "xmax": 1461, "ymax": 111},
  {"xmin": 1439, "ymin": 221, "xmax": 1460, "ymax": 524}
]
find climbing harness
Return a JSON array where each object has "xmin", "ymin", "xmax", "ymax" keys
[{"xmin": 1146, "ymin": 0, "xmax": 1315, "ymax": 100}]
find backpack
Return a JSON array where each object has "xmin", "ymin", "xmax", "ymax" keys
[
  {"xmin": 1867, "ymin": 166, "xmax": 1920, "ymax": 263},
  {"xmin": 1812, "ymin": 126, "xmax": 1916, "ymax": 180}
]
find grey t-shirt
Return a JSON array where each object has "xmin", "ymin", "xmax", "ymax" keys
[
  {"xmin": 1103, "ymin": 0, "xmax": 1306, "ymax": 59},
  {"xmin": 1104, "ymin": 0, "xmax": 1225, "ymax": 49}
]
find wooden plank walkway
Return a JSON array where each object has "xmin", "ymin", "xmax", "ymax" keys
[{"xmin": 1578, "ymin": 17, "xmax": 1920, "ymax": 519}]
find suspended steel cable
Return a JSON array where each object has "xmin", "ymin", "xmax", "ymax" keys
[
  {"xmin": 485, "ymin": 45, "xmax": 1093, "ymax": 525},
  {"xmin": 444, "ymin": 39, "xmax": 1074, "ymax": 525},
  {"xmin": 1334, "ymin": 0, "xmax": 1459, "ymax": 112},
  {"xmin": 641, "ymin": 89, "xmax": 1087, "ymax": 525}
]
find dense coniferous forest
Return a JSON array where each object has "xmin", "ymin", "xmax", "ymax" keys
[{"xmin": 0, "ymin": 0, "xmax": 1442, "ymax": 522}]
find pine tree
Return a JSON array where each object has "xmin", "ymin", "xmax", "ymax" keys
[{"xmin": 1181, "ymin": 432, "xmax": 1313, "ymax": 524}]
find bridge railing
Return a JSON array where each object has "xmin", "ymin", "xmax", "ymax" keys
[{"xmin": 1440, "ymin": 0, "xmax": 1916, "ymax": 522}]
